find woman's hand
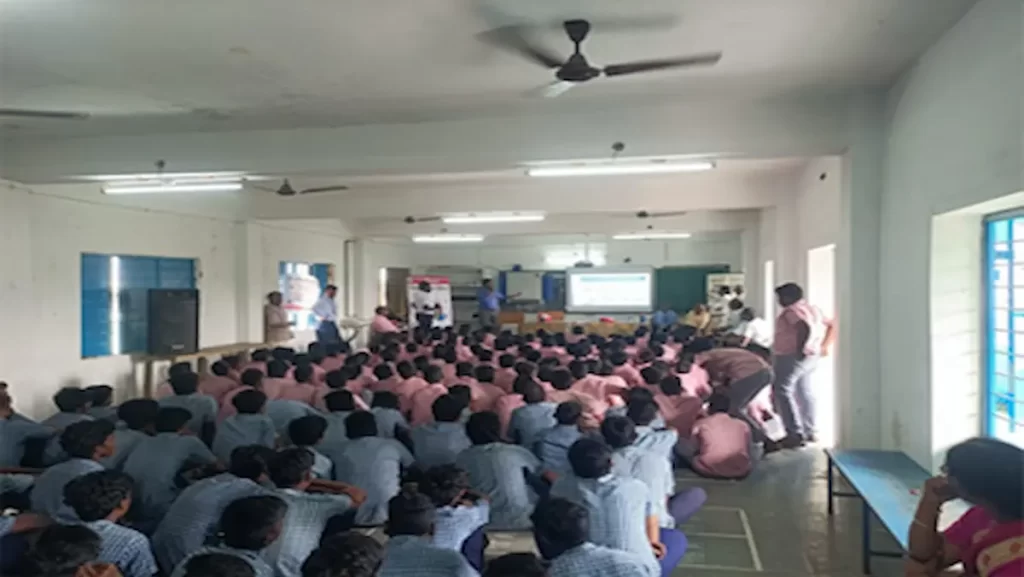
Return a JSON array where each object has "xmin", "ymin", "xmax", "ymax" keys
[{"xmin": 922, "ymin": 476, "xmax": 956, "ymax": 505}]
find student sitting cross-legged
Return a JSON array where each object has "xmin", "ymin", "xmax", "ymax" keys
[
  {"xmin": 321, "ymin": 390, "xmax": 357, "ymax": 446},
  {"xmin": 30, "ymin": 420, "xmax": 115, "ymax": 521},
  {"xmin": 411, "ymin": 395, "xmax": 472, "ymax": 469},
  {"xmin": 370, "ymin": 391, "xmax": 409, "ymax": 440},
  {"xmin": 533, "ymin": 401, "xmax": 585, "ymax": 477},
  {"xmin": 507, "ymin": 380, "xmax": 557, "ymax": 450},
  {"xmin": 170, "ymin": 494, "xmax": 289, "ymax": 577},
  {"xmin": 533, "ymin": 497, "xmax": 658, "ymax": 577},
  {"xmin": 62, "ymin": 470, "xmax": 158, "ymax": 577},
  {"xmin": 160, "ymin": 371, "xmax": 218, "ymax": 445},
  {"xmin": 378, "ymin": 489, "xmax": 479, "ymax": 577},
  {"xmin": 99, "ymin": 399, "xmax": 159, "ymax": 471},
  {"xmin": 212, "ymin": 390, "xmax": 277, "ymax": 463},
  {"xmin": 419, "ymin": 464, "xmax": 491, "ymax": 571},
  {"xmin": 676, "ymin": 394, "xmax": 759, "ymax": 480},
  {"xmin": 288, "ymin": 415, "xmax": 333, "ymax": 479},
  {"xmin": 152, "ymin": 445, "xmax": 276, "ymax": 574},
  {"xmin": 40, "ymin": 387, "xmax": 96, "ymax": 465},
  {"xmin": 300, "ymin": 532, "xmax": 383, "ymax": 577}
]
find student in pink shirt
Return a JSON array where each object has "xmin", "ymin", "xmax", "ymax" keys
[
  {"xmin": 609, "ymin": 352, "xmax": 643, "ymax": 387},
  {"xmin": 240, "ymin": 349, "xmax": 269, "ymax": 376},
  {"xmin": 218, "ymin": 368, "xmax": 267, "ymax": 421},
  {"xmin": 198, "ymin": 360, "xmax": 238, "ymax": 403},
  {"xmin": 467, "ymin": 365, "xmax": 505, "ymax": 412},
  {"xmin": 370, "ymin": 306, "xmax": 400, "ymax": 343},
  {"xmin": 677, "ymin": 357, "xmax": 714, "ymax": 399},
  {"xmin": 654, "ymin": 375, "xmax": 703, "ymax": 438},
  {"xmin": 409, "ymin": 365, "xmax": 448, "ymax": 426},
  {"xmin": 432, "ymin": 347, "xmax": 458, "ymax": 383},
  {"xmin": 545, "ymin": 368, "xmax": 606, "ymax": 428},
  {"xmin": 445, "ymin": 361, "xmax": 475, "ymax": 388},
  {"xmin": 370, "ymin": 363, "xmax": 403, "ymax": 394},
  {"xmin": 567, "ymin": 360, "xmax": 607, "ymax": 401},
  {"xmin": 393, "ymin": 360, "xmax": 429, "ymax": 415},
  {"xmin": 319, "ymin": 342, "xmax": 346, "ymax": 372},
  {"xmin": 277, "ymin": 362, "xmax": 317, "ymax": 405},
  {"xmin": 493, "ymin": 354, "xmax": 518, "ymax": 393},
  {"xmin": 262, "ymin": 358, "xmax": 297, "ymax": 395},
  {"xmin": 639, "ymin": 365, "xmax": 664, "ymax": 391},
  {"xmin": 678, "ymin": 395, "xmax": 756, "ymax": 479},
  {"xmin": 689, "ymin": 339, "xmax": 773, "ymax": 446}
]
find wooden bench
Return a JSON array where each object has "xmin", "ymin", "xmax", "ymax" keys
[
  {"xmin": 135, "ymin": 342, "xmax": 270, "ymax": 398},
  {"xmin": 826, "ymin": 449, "xmax": 968, "ymax": 574}
]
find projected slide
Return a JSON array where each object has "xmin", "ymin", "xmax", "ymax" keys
[{"xmin": 566, "ymin": 267, "xmax": 654, "ymax": 313}]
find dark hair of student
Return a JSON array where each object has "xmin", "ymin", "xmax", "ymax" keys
[
  {"xmin": 266, "ymin": 359, "xmax": 289, "ymax": 379},
  {"xmin": 660, "ymin": 375, "xmax": 684, "ymax": 396},
  {"xmin": 251, "ymin": 348, "xmax": 271, "ymax": 362},
  {"xmin": 325, "ymin": 390, "xmax": 355, "ymax": 413},
  {"xmin": 477, "ymin": 349, "xmax": 494, "ymax": 363},
  {"xmin": 232, "ymin": 389, "xmax": 268, "ymax": 415},
  {"xmin": 302, "ymin": 532, "xmax": 383, "ymax": 577},
  {"xmin": 63, "ymin": 470, "xmax": 133, "ymax": 522},
  {"xmin": 945, "ymin": 437, "xmax": 1024, "ymax": 519},
  {"xmin": 567, "ymin": 360, "xmax": 589, "ymax": 380},
  {"xmin": 324, "ymin": 368, "xmax": 350, "ymax": 390},
  {"xmin": 219, "ymin": 495, "xmax": 288, "ymax": 551},
  {"xmin": 211, "ymin": 360, "xmax": 231, "ymax": 377},
  {"xmin": 396, "ymin": 360, "xmax": 417, "ymax": 380},
  {"xmin": 386, "ymin": 489, "xmax": 435, "ymax": 537},
  {"xmin": 600, "ymin": 415, "xmax": 637, "ymax": 449},
  {"xmin": 567, "ymin": 437, "xmax": 613, "ymax": 479},
  {"xmin": 423, "ymin": 365, "xmax": 444, "ymax": 384},
  {"xmin": 269, "ymin": 447, "xmax": 314, "ymax": 489},
  {"xmin": 625, "ymin": 397, "xmax": 659, "ymax": 427},
  {"xmin": 170, "ymin": 361, "xmax": 193, "ymax": 377},
  {"xmin": 520, "ymin": 380, "xmax": 546, "ymax": 404},
  {"xmin": 740, "ymin": 307, "xmax": 757, "ymax": 322},
  {"xmin": 170, "ymin": 371, "xmax": 201, "ymax": 396},
  {"xmin": 292, "ymin": 364, "xmax": 314, "ymax": 384},
  {"xmin": 241, "ymin": 368, "xmax": 264, "ymax": 389},
  {"xmin": 22, "ymin": 524, "xmax": 102, "ymax": 577},
  {"xmin": 83, "ymin": 384, "xmax": 114, "ymax": 407},
  {"xmin": 640, "ymin": 365, "xmax": 663, "ymax": 387},
  {"xmin": 707, "ymin": 393, "xmax": 731, "ymax": 415},
  {"xmin": 53, "ymin": 387, "xmax": 90, "ymax": 413},
  {"xmin": 554, "ymin": 401, "xmax": 583, "ymax": 426},
  {"xmin": 404, "ymin": 342, "xmax": 419, "ymax": 354},
  {"xmin": 531, "ymin": 497, "xmax": 590, "ymax": 560},
  {"xmin": 454, "ymin": 362, "xmax": 474, "ymax": 377},
  {"xmin": 495, "ymin": 353, "xmax": 514, "ymax": 369},
  {"xmin": 412, "ymin": 355, "xmax": 431, "ymax": 373},
  {"xmin": 514, "ymin": 362, "xmax": 537, "ymax": 378},
  {"xmin": 228, "ymin": 445, "xmax": 277, "ymax": 481},
  {"xmin": 371, "ymin": 391, "xmax": 400, "ymax": 410},
  {"xmin": 429, "ymin": 394, "xmax": 462, "ymax": 423},
  {"xmin": 675, "ymin": 353, "xmax": 696, "ymax": 375},
  {"xmin": 775, "ymin": 282, "xmax": 804, "ymax": 306},
  {"xmin": 483, "ymin": 553, "xmax": 547, "ymax": 577},
  {"xmin": 274, "ymin": 347, "xmax": 298, "ymax": 362},
  {"xmin": 183, "ymin": 553, "xmax": 256, "ymax": 577},
  {"xmin": 373, "ymin": 363, "xmax": 394, "ymax": 380},
  {"xmin": 60, "ymin": 420, "xmax": 115, "ymax": 459},
  {"xmin": 683, "ymin": 337, "xmax": 715, "ymax": 355},
  {"xmin": 466, "ymin": 411, "xmax": 502, "ymax": 446},
  {"xmin": 344, "ymin": 411, "xmax": 378, "ymax": 439},
  {"xmin": 289, "ymin": 415, "xmax": 328, "ymax": 447},
  {"xmin": 380, "ymin": 345, "xmax": 399, "ymax": 364},
  {"xmin": 474, "ymin": 365, "xmax": 495, "ymax": 383},
  {"xmin": 155, "ymin": 406, "xmax": 194, "ymax": 433},
  {"xmin": 447, "ymin": 385, "xmax": 472, "ymax": 411},
  {"xmin": 117, "ymin": 398, "xmax": 160, "ymax": 431},
  {"xmin": 440, "ymin": 347, "xmax": 457, "ymax": 364},
  {"xmin": 542, "ymin": 369, "xmax": 569, "ymax": 392},
  {"xmin": 623, "ymin": 386, "xmax": 654, "ymax": 407},
  {"xmin": 420, "ymin": 464, "xmax": 471, "ymax": 507}
]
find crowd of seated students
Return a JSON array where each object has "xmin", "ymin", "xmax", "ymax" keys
[{"xmin": 0, "ymin": 320, "xmax": 882, "ymax": 577}]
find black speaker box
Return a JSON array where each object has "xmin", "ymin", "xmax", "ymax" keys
[{"xmin": 147, "ymin": 289, "xmax": 199, "ymax": 355}]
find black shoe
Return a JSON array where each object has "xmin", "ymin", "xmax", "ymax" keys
[
  {"xmin": 804, "ymin": 433, "xmax": 818, "ymax": 444},
  {"xmin": 781, "ymin": 435, "xmax": 806, "ymax": 449}
]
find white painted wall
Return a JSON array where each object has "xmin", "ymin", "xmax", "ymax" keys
[{"xmin": 880, "ymin": 0, "xmax": 1023, "ymax": 468}]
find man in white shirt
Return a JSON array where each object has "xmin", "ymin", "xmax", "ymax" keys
[
  {"xmin": 730, "ymin": 307, "xmax": 773, "ymax": 357},
  {"xmin": 313, "ymin": 285, "xmax": 340, "ymax": 344},
  {"xmin": 411, "ymin": 280, "xmax": 437, "ymax": 334}
]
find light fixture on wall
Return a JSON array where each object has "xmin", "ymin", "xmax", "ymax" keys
[
  {"xmin": 613, "ymin": 232, "xmax": 693, "ymax": 240},
  {"xmin": 441, "ymin": 213, "xmax": 545, "ymax": 224},
  {"xmin": 412, "ymin": 234, "xmax": 485, "ymax": 244},
  {"xmin": 525, "ymin": 159, "xmax": 715, "ymax": 178}
]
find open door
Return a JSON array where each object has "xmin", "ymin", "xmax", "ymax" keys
[
  {"xmin": 383, "ymin": 267, "xmax": 409, "ymax": 316},
  {"xmin": 807, "ymin": 244, "xmax": 836, "ymax": 447}
]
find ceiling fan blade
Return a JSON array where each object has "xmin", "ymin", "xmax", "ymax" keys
[
  {"xmin": 526, "ymin": 80, "xmax": 576, "ymax": 99},
  {"xmin": 0, "ymin": 108, "xmax": 90, "ymax": 120},
  {"xmin": 648, "ymin": 210, "xmax": 689, "ymax": 218},
  {"xmin": 299, "ymin": 185, "xmax": 349, "ymax": 195},
  {"xmin": 478, "ymin": 25, "xmax": 565, "ymax": 69},
  {"xmin": 603, "ymin": 52, "xmax": 722, "ymax": 77}
]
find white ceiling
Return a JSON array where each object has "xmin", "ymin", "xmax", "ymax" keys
[{"xmin": 1, "ymin": 0, "xmax": 976, "ymax": 137}]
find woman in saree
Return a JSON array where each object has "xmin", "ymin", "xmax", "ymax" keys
[{"xmin": 906, "ymin": 437, "xmax": 1023, "ymax": 577}]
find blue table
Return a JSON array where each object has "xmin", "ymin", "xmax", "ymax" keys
[{"xmin": 826, "ymin": 449, "xmax": 967, "ymax": 574}]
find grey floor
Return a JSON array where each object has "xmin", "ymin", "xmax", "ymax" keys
[{"xmin": 486, "ymin": 447, "xmax": 906, "ymax": 576}]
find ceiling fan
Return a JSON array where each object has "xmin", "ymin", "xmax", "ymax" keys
[
  {"xmin": 249, "ymin": 179, "xmax": 349, "ymax": 197},
  {"xmin": 0, "ymin": 108, "xmax": 90, "ymax": 120},
  {"xmin": 402, "ymin": 215, "xmax": 442, "ymax": 224},
  {"xmin": 481, "ymin": 19, "xmax": 722, "ymax": 98},
  {"xmin": 631, "ymin": 210, "xmax": 688, "ymax": 219}
]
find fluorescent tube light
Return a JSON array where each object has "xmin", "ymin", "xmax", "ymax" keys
[
  {"xmin": 412, "ymin": 234, "xmax": 485, "ymax": 244},
  {"xmin": 442, "ymin": 214, "xmax": 545, "ymax": 224},
  {"xmin": 102, "ymin": 182, "xmax": 244, "ymax": 194},
  {"xmin": 613, "ymin": 232, "xmax": 693, "ymax": 240},
  {"xmin": 83, "ymin": 171, "xmax": 246, "ymax": 182},
  {"xmin": 527, "ymin": 161, "xmax": 714, "ymax": 178}
]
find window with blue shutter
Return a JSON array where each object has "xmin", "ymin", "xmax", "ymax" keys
[
  {"xmin": 80, "ymin": 253, "xmax": 196, "ymax": 358},
  {"xmin": 985, "ymin": 215, "xmax": 1024, "ymax": 448}
]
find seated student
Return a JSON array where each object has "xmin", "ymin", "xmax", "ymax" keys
[
  {"xmin": 0, "ymin": 383, "xmax": 53, "ymax": 468},
  {"xmin": 278, "ymin": 363, "xmax": 316, "ymax": 405},
  {"xmin": 494, "ymin": 354, "xmax": 518, "ymax": 393},
  {"xmin": 30, "ymin": 420, "xmax": 114, "ymax": 520},
  {"xmin": 482, "ymin": 553, "xmax": 546, "ymax": 577},
  {"xmin": 289, "ymin": 416, "xmax": 333, "ymax": 479},
  {"xmin": 609, "ymin": 352, "xmax": 643, "ymax": 388},
  {"xmin": 471, "ymin": 365, "xmax": 504, "ymax": 410},
  {"xmin": 626, "ymin": 398, "xmax": 678, "ymax": 461},
  {"xmin": 491, "ymin": 380, "xmax": 526, "ymax": 440},
  {"xmin": 411, "ymin": 395, "xmax": 472, "ymax": 469},
  {"xmin": 447, "ymin": 385, "xmax": 474, "ymax": 424},
  {"xmin": 122, "ymin": 407, "xmax": 218, "ymax": 525},
  {"xmin": 84, "ymin": 385, "xmax": 117, "ymax": 423},
  {"xmin": 264, "ymin": 449, "xmax": 358, "ymax": 577},
  {"xmin": 676, "ymin": 395, "xmax": 757, "ymax": 480},
  {"xmin": 321, "ymin": 390, "xmax": 357, "ymax": 447},
  {"xmin": 532, "ymin": 497, "xmax": 657, "ymax": 577},
  {"xmin": 100, "ymin": 399, "xmax": 159, "ymax": 470},
  {"xmin": 393, "ymin": 361, "xmax": 428, "ymax": 414},
  {"xmin": 63, "ymin": 470, "xmax": 158, "ymax": 577},
  {"xmin": 370, "ymin": 363, "xmax": 401, "ymax": 394},
  {"xmin": 263, "ymin": 360, "xmax": 300, "ymax": 403},
  {"xmin": 550, "ymin": 438, "xmax": 680, "ymax": 577},
  {"xmin": 606, "ymin": 388, "xmax": 666, "ymax": 429},
  {"xmin": 213, "ymin": 390, "xmax": 277, "ymax": 463},
  {"xmin": 200, "ymin": 360, "xmax": 240, "ymax": 404},
  {"xmin": 219, "ymin": 369, "xmax": 267, "ymax": 422},
  {"xmin": 567, "ymin": 360, "xmax": 610, "ymax": 403},
  {"xmin": 534, "ymin": 401, "xmax": 585, "ymax": 477},
  {"xmin": 170, "ymin": 494, "xmax": 288, "ymax": 577},
  {"xmin": 161, "ymin": 371, "xmax": 218, "ymax": 443},
  {"xmin": 409, "ymin": 366, "xmax": 449, "ymax": 426},
  {"xmin": 314, "ymin": 367, "xmax": 356, "ymax": 412},
  {"xmin": 153, "ymin": 446, "xmax": 276, "ymax": 574},
  {"xmin": 16, "ymin": 524, "xmax": 115, "ymax": 577},
  {"xmin": 639, "ymin": 366, "xmax": 664, "ymax": 391},
  {"xmin": 454, "ymin": 412, "xmax": 541, "ymax": 531},
  {"xmin": 264, "ymin": 394, "xmax": 320, "ymax": 443},
  {"xmin": 326, "ymin": 411, "xmax": 415, "ymax": 526},
  {"xmin": 41, "ymin": 387, "xmax": 97, "ymax": 465},
  {"xmin": 370, "ymin": 391, "xmax": 409, "ymax": 439},
  {"xmin": 652, "ymin": 375, "xmax": 702, "ymax": 437},
  {"xmin": 508, "ymin": 380, "xmax": 557, "ymax": 449},
  {"xmin": 157, "ymin": 362, "xmax": 194, "ymax": 399},
  {"xmin": 242, "ymin": 349, "xmax": 271, "ymax": 375},
  {"xmin": 180, "ymin": 553, "xmax": 256, "ymax": 577},
  {"xmin": 685, "ymin": 339, "xmax": 773, "ymax": 444},
  {"xmin": 602, "ymin": 416, "xmax": 706, "ymax": 528},
  {"xmin": 300, "ymin": 532, "xmax": 383, "ymax": 577},
  {"xmin": 378, "ymin": 489, "xmax": 478, "ymax": 577},
  {"xmin": 446, "ymin": 361, "xmax": 475, "ymax": 388},
  {"xmin": 544, "ymin": 369, "xmax": 605, "ymax": 426},
  {"xmin": 419, "ymin": 464, "xmax": 490, "ymax": 570}
]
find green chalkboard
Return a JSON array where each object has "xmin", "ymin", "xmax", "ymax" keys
[{"xmin": 655, "ymin": 265, "xmax": 731, "ymax": 313}]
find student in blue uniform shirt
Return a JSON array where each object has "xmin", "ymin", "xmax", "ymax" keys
[
  {"xmin": 378, "ymin": 489, "xmax": 479, "ymax": 577},
  {"xmin": 627, "ymin": 398, "xmax": 677, "ymax": 461},
  {"xmin": 411, "ymin": 395, "xmax": 472, "ymax": 468},
  {"xmin": 534, "ymin": 401, "xmax": 585, "ymax": 477},
  {"xmin": 16, "ymin": 524, "xmax": 107, "ymax": 577},
  {"xmin": 62, "ymin": 470, "xmax": 158, "ymax": 577},
  {"xmin": 300, "ymin": 531, "xmax": 383, "ymax": 577},
  {"xmin": 100, "ymin": 399, "xmax": 159, "ymax": 470},
  {"xmin": 121, "ymin": 407, "xmax": 218, "ymax": 527},
  {"xmin": 213, "ymin": 390, "xmax": 277, "ymax": 462},
  {"xmin": 160, "ymin": 371, "xmax": 218, "ymax": 444},
  {"xmin": 30, "ymin": 419, "xmax": 115, "ymax": 521},
  {"xmin": 179, "ymin": 553, "xmax": 256, "ymax": 577},
  {"xmin": 170, "ymin": 494, "xmax": 288, "ymax": 577},
  {"xmin": 0, "ymin": 382, "xmax": 53, "ymax": 468},
  {"xmin": 371, "ymin": 391, "xmax": 409, "ymax": 440},
  {"xmin": 321, "ymin": 390, "xmax": 357, "ymax": 447},
  {"xmin": 508, "ymin": 380, "xmax": 557, "ymax": 449},
  {"xmin": 420, "ymin": 464, "xmax": 490, "ymax": 571},
  {"xmin": 152, "ymin": 445, "xmax": 276, "ymax": 573},
  {"xmin": 288, "ymin": 415, "xmax": 333, "ymax": 479},
  {"xmin": 481, "ymin": 553, "xmax": 546, "ymax": 577},
  {"xmin": 84, "ymin": 385, "xmax": 118, "ymax": 423},
  {"xmin": 40, "ymin": 387, "xmax": 96, "ymax": 465}
]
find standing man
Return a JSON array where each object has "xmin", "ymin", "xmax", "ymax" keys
[
  {"xmin": 771, "ymin": 282, "xmax": 835, "ymax": 448},
  {"xmin": 264, "ymin": 291, "xmax": 293, "ymax": 345},
  {"xmin": 312, "ymin": 285, "xmax": 341, "ymax": 345},
  {"xmin": 477, "ymin": 279, "xmax": 518, "ymax": 330},
  {"xmin": 410, "ymin": 280, "xmax": 437, "ymax": 335}
]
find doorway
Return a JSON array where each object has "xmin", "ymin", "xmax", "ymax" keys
[
  {"xmin": 807, "ymin": 244, "xmax": 837, "ymax": 447},
  {"xmin": 763, "ymin": 260, "xmax": 776, "ymax": 330}
]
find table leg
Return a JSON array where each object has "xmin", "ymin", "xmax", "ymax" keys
[
  {"xmin": 861, "ymin": 499, "xmax": 872, "ymax": 575},
  {"xmin": 827, "ymin": 456, "xmax": 835, "ymax": 516}
]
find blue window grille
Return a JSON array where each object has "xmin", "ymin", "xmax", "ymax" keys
[
  {"xmin": 81, "ymin": 254, "xmax": 196, "ymax": 357},
  {"xmin": 985, "ymin": 216, "xmax": 1024, "ymax": 447},
  {"xmin": 278, "ymin": 261, "xmax": 332, "ymax": 330}
]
